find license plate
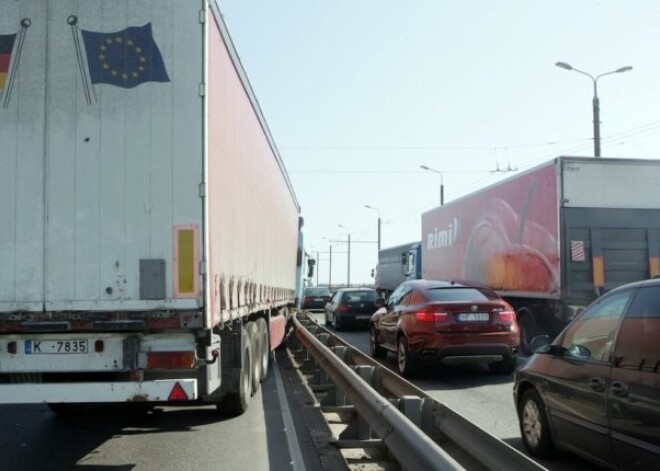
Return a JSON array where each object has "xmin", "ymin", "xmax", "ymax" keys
[
  {"xmin": 356, "ymin": 315, "xmax": 371, "ymax": 320},
  {"xmin": 313, "ymin": 298, "xmax": 323, "ymax": 302},
  {"xmin": 25, "ymin": 340, "xmax": 89, "ymax": 354},
  {"xmin": 457, "ymin": 313, "xmax": 489, "ymax": 322}
]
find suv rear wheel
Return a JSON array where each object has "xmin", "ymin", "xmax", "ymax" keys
[
  {"xmin": 397, "ymin": 336, "xmax": 416, "ymax": 377},
  {"xmin": 369, "ymin": 325, "xmax": 387, "ymax": 359}
]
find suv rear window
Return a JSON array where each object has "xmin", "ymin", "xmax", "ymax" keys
[{"xmin": 424, "ymin": 287, "xmax": 491, "ymax": 302}]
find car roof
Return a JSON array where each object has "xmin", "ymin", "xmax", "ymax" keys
[
  {"xmin": 402, "ymin": 279, "xmax": 469, "ymax": 289},
  {"xmin": 335, "ymin": 287, "xmax": 376, "ymax": 292},
  {"xmin": 606, "ymin": 277, "xmax": 660, "ymax": 294}
]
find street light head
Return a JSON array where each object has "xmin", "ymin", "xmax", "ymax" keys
[
  {"xmin": 420, "ymin": 165, "xmax": 430, "ymax": 170},
  {"xmin": 555, "ymin": 61, "xmax": 573, "ymax": 70},
  {"xmin": 616, "ymin": 66, "xmax": 633, "ymax": 73}
]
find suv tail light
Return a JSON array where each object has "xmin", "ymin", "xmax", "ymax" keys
[
  {"xmin": 415, "ymin": 310, "xmax": 448, "ymax": 322},
  {"xmin": 339, "ymin": 304, "xmax": 350, "ymax": 313},
  {"xmin": 498, "ymin": 309, "xmax": 516, "ymax": 323}
]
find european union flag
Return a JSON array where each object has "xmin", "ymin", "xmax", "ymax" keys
[{"xmin": 81, "ymin": 23, "xmax": 169, "ymax": 89}]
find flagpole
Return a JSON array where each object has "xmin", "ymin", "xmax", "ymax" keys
[
  {"xmin": 3, "ymin": 18, "xmax": 30, "ymax": 109},
  {"xmin": 68, "ymin": 15, "xmax": 94, "ymax": 105}
]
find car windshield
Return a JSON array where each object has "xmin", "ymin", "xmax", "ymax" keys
[
  {"xmin": 424, "ymin": 287, "xmax": 492, "ymax": 302},
  {"xmin": 342, "ymin": 291, "xmax": 378, "ymax": 303},
  {"xmin": 305, "ymin": 288, "xmax": 331, "ymax": 296}
]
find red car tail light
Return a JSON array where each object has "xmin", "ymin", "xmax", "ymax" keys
[
  {"xmin": 339, "ymin": 304, "xmax": 350, "ymax": 313},
  {"xmin": 415, "ymin": 310, "xmax": 448, "ymax": 322},
  {"xmin": 498, "ymin": 309, "xmax": 516, "ymax": 323}
]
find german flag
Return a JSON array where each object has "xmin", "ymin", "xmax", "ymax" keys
[{"xmin": 0, "ymin": 33, "xmax": 17, "ymax": 91}]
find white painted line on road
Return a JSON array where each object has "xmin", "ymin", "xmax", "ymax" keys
[{"xmin": 272, "ymin": 353, "xmax": 306, "ymax": 471}]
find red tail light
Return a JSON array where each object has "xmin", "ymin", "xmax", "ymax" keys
[
  {"xmin": 498, "ymin": 310, "xmax": 516, "ymax": 323},
  {"xmin": 339, "ymin": 304, "xmax": 350, "ymax": 313},
  {"xmin": 415, "ymin": 310, "xmax": 448, "ymax": 322}
]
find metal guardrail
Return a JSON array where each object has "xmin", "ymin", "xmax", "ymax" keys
[{"xmin": 292, "ymin": 312, "xmax": 547, "ymax": 471}]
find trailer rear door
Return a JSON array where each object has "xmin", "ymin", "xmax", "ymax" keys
[{"xmin": 0, "ymin": 0, "xmax": 204, "ymax": 313}]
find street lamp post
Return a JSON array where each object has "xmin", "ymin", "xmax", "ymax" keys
[
  {"xmin": 420, "ymin": 165, "xmax": 444, "ymax": 205},
  {"xmin": 338, "ymin": 224, "xmax": 351, "ymax": 287},
  {"xmin": 364, "ymin": 204, "xmax": 381, "ymax": 251},
  {"xmin": 555, "ymin": 61, "xmax": 633, "ymax": 158},
  {"xmin": 315, "ymin": 251, "xmax": 319, "ymax": 286}
]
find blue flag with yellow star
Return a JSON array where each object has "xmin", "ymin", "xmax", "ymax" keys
[{"xmin": 81, "ymin": 23, "xmax": 169, "ymax": 89}]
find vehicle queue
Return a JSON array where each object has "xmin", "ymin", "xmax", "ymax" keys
[{"xmin": 303, "ymin": 276, "xmax": 660, "ymax": 470}]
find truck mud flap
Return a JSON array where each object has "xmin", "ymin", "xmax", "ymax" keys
[{"xmin": 0, "ymin": 379, "xmax": 197, "ymax": 404}]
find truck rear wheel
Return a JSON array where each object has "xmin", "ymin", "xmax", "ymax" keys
[
  {"xmin": 247, "ymin": 321, "xmax": 262, "ymax": 394},
  {"xmin": 256, "ymin": 318, "xmax": 270, "ymax": 380},
  {"xmin": 518, "ymin": 312, "xmax": 536, "ymax": 356},
  {"xmin": 218, "ymin": 326, "xmax": 253, "ymax": 416}
]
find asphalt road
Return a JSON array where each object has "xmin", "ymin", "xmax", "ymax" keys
[
  {"xmin": 0, "ymin": 353, "xmax": 319, "ymax": 471},
  {"xmin": 0, "ymin": 316, "xmax": 604, "ymax": 471},
  {"xmin": 306, "ymin": 311, "xmax": 604, "ymax": 471}
]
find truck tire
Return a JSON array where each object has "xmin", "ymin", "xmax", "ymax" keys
[
  {"xmin": 256, "ymin": 318, "xmax": 270, "ymax": 381},
  {"xmin": 518, "ymin": 312, "xmax": 536, "ymax": 356},
  {"xmin": 247, "ymin": 321, "xmax": 262, "ymax": 395},
  {"xmin": 218, "ymin": 326, "xmax": 253, "ymax": 416}
]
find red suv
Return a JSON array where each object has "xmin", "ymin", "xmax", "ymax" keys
[{"xmin": 369, "ymin": 279, "xmax": 520, "ymax": 376}]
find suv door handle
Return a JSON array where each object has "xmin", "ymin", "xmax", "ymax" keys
[
  {"xmin": 610, "ymin": 381, "xmax": 629, "ymax": 398},
  {"xmin": 590, "ymin": 377, "xmax": 606, "ymax": 392}
]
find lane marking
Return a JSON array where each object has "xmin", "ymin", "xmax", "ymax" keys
[{"xmin": 272, "ymin": 353, "xmax": 306, "ymax": 471}]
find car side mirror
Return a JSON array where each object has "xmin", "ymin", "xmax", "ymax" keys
[
  {"xmin": 375, "ymin": 298, "xmax": 384, "ymax": 309},
  {"xmin": 530, "ymin": 335, "xmax": 551, "ymax": 353}
]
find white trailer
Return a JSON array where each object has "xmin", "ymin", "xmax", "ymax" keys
[{"xmin": 0, "ymin": 0, "xmax": 299, "ymax": 415}]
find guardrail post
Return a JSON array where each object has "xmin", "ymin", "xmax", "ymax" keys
[
  {"xmin": 332, "ymin": 346, "xmax": 349, "ymax": 406},
  {"xmin": 354, "ymin": 365, "xmax": 379, "ymax": 439},
  {"xmin": 396, "ymin": 396, "xmax": 435, "ymax": 436}
]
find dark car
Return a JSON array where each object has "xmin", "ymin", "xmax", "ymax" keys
[
  {"xmin": 324, "ymin": 288, "xmax": 380, "ymax": 330},
  {"xmin": 514, "ymin": 278, "xmax": 660, "ymax": 469},
  {"xmin": 301, "ymin": 287, "xmax": 332, "ymax": 311},
  {"xmin": 369, "ymin": 279, "xmax": 520, "ymax": 376}
]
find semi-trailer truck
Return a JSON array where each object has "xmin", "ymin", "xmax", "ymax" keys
[
  {"xmin": 373, "ymin": 242, "xmax": 421, "ymax": 298},
  {"xmin": 0, "ymin": 0, "xmax": 299, "ymax": 415}
]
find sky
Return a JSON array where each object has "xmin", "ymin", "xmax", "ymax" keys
[{"xmin": 217, "ymin": 0, "xmax": 660, "ymax": 286}]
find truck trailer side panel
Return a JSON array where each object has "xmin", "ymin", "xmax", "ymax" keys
[
  {"xmin": 206, "ymin": 6, "xmax": 299, "ymax": 328},
  {"xmin": 422, "ymin": 160, "xmax": 560, "ymax": 297}
]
